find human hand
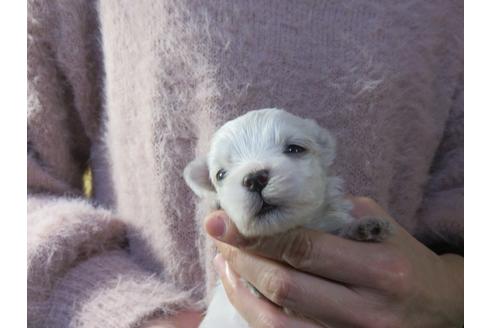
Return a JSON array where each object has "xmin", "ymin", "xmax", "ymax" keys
[{"xmin": 206, "ymin": 197, "xmax": 463, "ymax": 327}]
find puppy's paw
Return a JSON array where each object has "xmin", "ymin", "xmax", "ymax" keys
[{"xmin": 342, "ymin": 217, "xmax": 391, "ymax": 242}]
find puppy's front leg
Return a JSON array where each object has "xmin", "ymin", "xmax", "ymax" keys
[{"xmin": 340, "ymin": 217, "xmax": 392, "ymax": 242}]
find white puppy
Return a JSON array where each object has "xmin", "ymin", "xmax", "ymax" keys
[{"xmin": 184, "ymin": 108, "xmax": 389, "ymax": 327}]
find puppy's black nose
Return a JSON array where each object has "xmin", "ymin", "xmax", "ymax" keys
[{"xmin": 242, "ymin": 170, "xmax": 269, "ymax": 193}]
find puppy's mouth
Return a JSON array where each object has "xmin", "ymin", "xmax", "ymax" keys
[{"xmin": 256, "ymin": 201, "xmax": 279, "ymax": 217}]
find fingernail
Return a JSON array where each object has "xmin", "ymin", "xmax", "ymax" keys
[
  {"xmin": 213, "ymin": 253, "xmax": 225, "ymax": 275},
  {"xmin": 213, "ymin": 254, "xmax": 238, "ymax": 288},
  {"xmin": 224, "ymin": 260, "xmax": 238, "ymax": 288},
  {"xmin": 207, "ymin": 215, "xmax": 226, "ymax": 239}
]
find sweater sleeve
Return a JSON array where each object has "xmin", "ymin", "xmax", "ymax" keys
[
  {"xmin": 415, "ymin": 75, "xmax": 464, "ymax": 255},
  {"xmin": 28, "ymin": 196, "xmax": 195, "ymax": 328},
  {"xmin": 27, "ymin": 1, "xmax": 196, "ymax": 327}
]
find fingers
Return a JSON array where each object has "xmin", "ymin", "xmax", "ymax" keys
[
  {"xmin": 347, "ymin": 196, "xmax": 391, "ymax": 221},
  {"xmin": 214, "ymin": 254, "xmax": 321, "ymax": 328},
  {"xmin": 205, "ymin": 197, "xmax": 400, "ymax": 287},
  {"xmin": 215, "ymin": 243, "xmax": 370, "ymax": 326}
]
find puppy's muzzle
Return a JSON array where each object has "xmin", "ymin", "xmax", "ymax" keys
[{"xmin": 242, "ymin": 169, "xmax": 269, "ymax": 193}]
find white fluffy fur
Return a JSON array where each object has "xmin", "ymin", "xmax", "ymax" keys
[
  {"xmin": 185, "ymin": 108, "xmax": 354, "ymax": 237},
  {"xmin": 185, "ymin": 108, "xmax": 354, "ymax": 327}
]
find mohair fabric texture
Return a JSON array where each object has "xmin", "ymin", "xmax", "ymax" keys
[{"xmin": 27, "ymin": 0, "xmax": 463, "ymax": 327}]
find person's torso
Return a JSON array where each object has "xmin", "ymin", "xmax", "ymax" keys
[{"xmin": 89, "ymin": 0, "xmax": 462, "ymax": 300}]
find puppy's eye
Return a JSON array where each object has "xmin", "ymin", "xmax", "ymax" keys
[
  {"xmin": 284, "ymin": 144, "xmax": 306, "ymax": 154},
  {"xmin": 216, "ymin": 169, "xmax": 227, "ymax": 181}
]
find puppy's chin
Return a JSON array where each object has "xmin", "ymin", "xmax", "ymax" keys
[{"xmin": 221, "ymin": 196, "xmax": 320, "ymax": 237}]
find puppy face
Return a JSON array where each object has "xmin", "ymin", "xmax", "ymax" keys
[{"xmin": 184, "ymin": 108, "xmax": 336, "ymax": 237}]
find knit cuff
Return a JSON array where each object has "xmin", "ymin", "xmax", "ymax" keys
[
  {"xmin": 44, "ymin": 250, "xmax": 196, "ymax": 328},
  {"xmin": 28, "ymin": 196, "xmax": 127, "ymax": 326}
]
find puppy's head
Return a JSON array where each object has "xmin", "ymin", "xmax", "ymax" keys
[{"xmin": 184, "ymin": 108, "xmax": 336, "ymax": 237}]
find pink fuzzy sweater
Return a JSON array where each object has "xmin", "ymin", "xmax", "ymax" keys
[{"xmin": 27, "ymin": 1, "xmax": 463, "ymax": 327}]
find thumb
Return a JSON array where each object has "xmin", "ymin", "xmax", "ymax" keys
[
  {"xmin": 346, "ymin": 195, "xmax": 394, "ymax": 222},
  {"xmin": 204, "ymin": 210, "xmax": 251, "ymax": 247}
]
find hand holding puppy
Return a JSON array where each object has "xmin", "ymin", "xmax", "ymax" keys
[
  {"xmin": 184, "ymin": 109, "xmax": 462, "ymax": 327},
  {"xmin": 206, "ymin": 196, "xmax": 464, "ymax": 328}
]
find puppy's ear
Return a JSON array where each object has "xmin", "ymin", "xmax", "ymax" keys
[
  {"xmin": 315, "ymin": 125, "xmax": 337, "ymax": 167},
  {"xmin": 183, "ymin": 157, "xmax": 215, "ymax": 198}
]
